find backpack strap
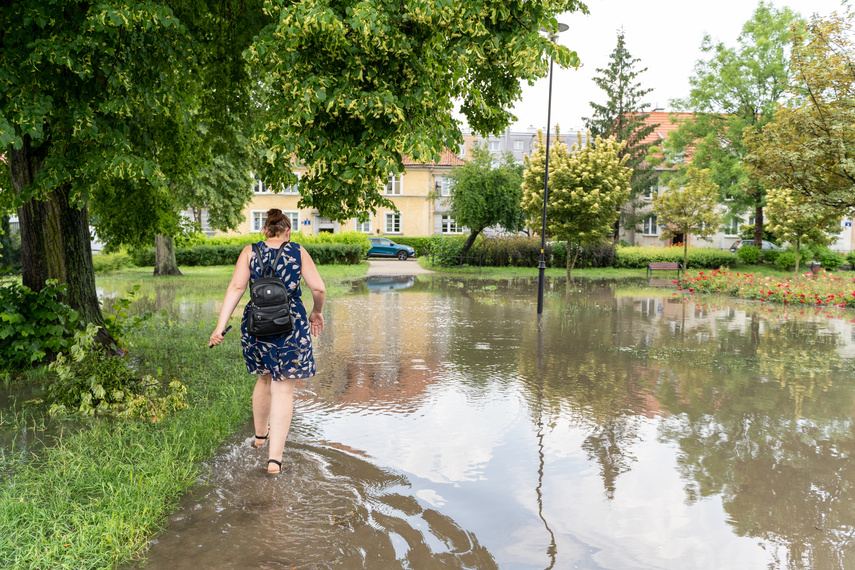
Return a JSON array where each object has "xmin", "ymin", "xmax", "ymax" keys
[
  {"xmin": 250, "ymin": 243, "xmax": 266, "ymax": 281},
  {"xmin": 269, "ymin": 242, "xmax": 288, "ymax": 278},
  {"xmin": 252, "ymin": 242, "xmax": 289, "ymax": 280}
]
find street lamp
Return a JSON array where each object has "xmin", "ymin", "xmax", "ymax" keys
[{"xmin": 537, "ymin": 23, "xmax": 569, "ymax": 316}]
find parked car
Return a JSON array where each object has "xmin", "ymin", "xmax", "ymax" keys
[
  {"xmin": 729, "ymin": 239, "xmax": 782, "ymax": 253},
  {"xmin": 367, "ymin": 238, "xmax": 416, "ymax": 260}
]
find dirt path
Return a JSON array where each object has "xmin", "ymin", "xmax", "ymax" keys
[{"xmin": 366, "ymin": 259, "xmax": 435, "ymax": 275}]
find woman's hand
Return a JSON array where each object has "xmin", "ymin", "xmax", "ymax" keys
[
  {"xmin": 308, "ymin": 311, "xmax": 324, "ymax": 336},
  {"xmin": 209, "ymin": 329, "xmax": 225, "ymax": 347}
]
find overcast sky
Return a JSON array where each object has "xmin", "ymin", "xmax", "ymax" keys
[{"xmin": 503, "ymin": 0, "xmax": 847, "ymax": 133}]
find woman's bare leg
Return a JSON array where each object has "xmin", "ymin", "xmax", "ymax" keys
[
  {"xmin": 252, "ymin": 374, "xmax": 273, "ymax": 445},
  {"xmin": 267, "ymin": 378, "xmax": 297, "ymax": 473}
]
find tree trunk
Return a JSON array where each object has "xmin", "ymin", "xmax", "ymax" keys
[
  {"xmin": 10, "ymin": 136, "xmax": 114, "ymax": 348},
  {"xmin": 566, "ymin": 241, "xmax": 580, "ymax": 279},
  {"xmin": 753, "ymin": 205, "xmax": 764, "ymax": 247},
  {"xmin": 154, "ymin": 234, "xmax": 183, "ymax": 276},
  {"xmin": 459, "ymin": 229, "xmax": 481, "ymax": 260},
  {"xmin": 795, "ymin": 237, "xmax": 801, "ymax": 274},
  {"xmin": 683, "ymin": 240, "xmax": 688, "ymax": 273}
]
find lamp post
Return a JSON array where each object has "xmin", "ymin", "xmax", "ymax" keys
[{"xmin": 537, "ymin": 23, "xmax": 568, "ymax": 316}]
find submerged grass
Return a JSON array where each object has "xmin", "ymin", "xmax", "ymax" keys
[{"xmin": 0, "ymin": 262, "xmax": 369, "ymax": 569}]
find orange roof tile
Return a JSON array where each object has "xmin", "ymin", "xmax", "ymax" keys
[{"xmin": 402, "ymin": 149, "xmax": 465, "ymax": 167}]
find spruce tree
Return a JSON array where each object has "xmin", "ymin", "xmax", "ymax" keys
[{"xmin": 584, "ymin": 31, "xmax": 660, "ymax": 238}]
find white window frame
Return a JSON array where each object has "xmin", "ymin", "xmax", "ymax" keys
[
  {"xmin": 385, "ymin": 212, "xmax": 401, "ymax": 234},
  {"xmin": 642, "ymin": 185, "xmax": 656, "ymax": 201},
  {"xmin": 437, "ymin": 176, "xmax": 453, "ymax": 197},
  {"xmin": 355, "ymin": 216, "xmax": 371, "ymax": 233},
  {"xmin": 488, "ymin": 140, "xmax": 500, "ymax": 152},
  {"xmin": 385, "ymin": 174, "xmax": 403, "ymax": 195},
  {"xmin": 724, "ymin": 217, "xmax": 741, "ymax": 237},
  {"xmin": 513, "ymin": 140, "xmax": 524, "ymax": 151},
  {"xmin": 441, "ymin": 215, "xmax": 464, "ymax": 234},
  {"xmin": 252, "ymin": 174, "xmax": 268, "ymax": 194},
  {"xmin": 643, "ymin": 215, "xmax": 659, "ymax": 236},
  {"xmin": 283, "ymin": 211, "xmax": 300, "ymax": 231},
  {"xmin": 458, "ymin": 143, "xmax": 466, "ymax": 158},
  {"xmin": 251, "ymin": 210, "xmax": 266, "ymax": 232}
]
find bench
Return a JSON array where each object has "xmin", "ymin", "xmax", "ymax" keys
[{"xmin": 647, "ymin": 262, "xmax": 684, "ymax": 280}]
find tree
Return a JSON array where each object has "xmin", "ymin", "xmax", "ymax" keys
[
  {"xmin": 664, "ymin": 2, "xmax": 800, "ymax": 247},
  {"xmin": 0, "ymin": 0, "xmax": 587, "ymax": 347},
  {"xmin": 746, "ymin": 10, "xmax": 855, "ymax": 212},
  {"xmin": 764, "ymin": 187, "xmax": 842, "ymax": 273},
  {"xmin": 446, "ymin": 146, "xmax": 525, "ymax": 257},
  {"xmin": 652, "ymin": 166, "xmax": 723, "ymax": 270},
  {"xmin": 583, "ymin": 30, "xmax": 660, "ymax": 237},
  {"xmin": 521, "ymin": 132, "xmax": 631, "ymax": 275}
]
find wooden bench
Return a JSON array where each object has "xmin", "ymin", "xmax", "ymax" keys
[{"xmin": 647, "ymin": 262, "xmax": 684, "ymax": 280}]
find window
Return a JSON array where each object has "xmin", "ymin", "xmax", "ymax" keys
[
  {"xmin": 458, "ymin": 143, "xmax": 466, "ymax": 158},
  {"xmin": 355, "ymin": 217, "xmax": 371, "ymax": 233},
  {"xmin": 643, "ymin": 215, "xmax": 659, "ymax": 236},
  {"xmin": 436, "ymin": 176, "xmax": 453, "ymax": 197},
  {"xmin": 284, "ymin": 211, "xmax": 300, "ymax": 230},
  {"xmin": 385, "ymin": 212, "xmax": 401, "ymax": 233},
  {"xmin": 642, "ymin": 185, "xmax": 656, "ymax": 200},
  {"xmin": 491, "ymin": 158, "xmax": 500, "ymax": 169},
  {"xmin": 252, "ymin": 174, "xmax": 268, "ymax": 194},
  {"xmin": 514, "ymin": 140, "xmax": 524, "ymax": 151},
  {"xmin": 724, "ymin": 217, "xmax": 741, "ymax": 236},
  {"xmin": 441, "ymin": 215, "xmax": 463, "ymax": 234},
  {"xmin": 385, "ymin": 174, "xmax": 403, "ymax": 195},
  {"xmin": 282, "ymin": 172, "xmax": 301, "ymax": 194},
  {"xmin": 488, "ymin": 141, "xmax": 500, "ymax": 152}
]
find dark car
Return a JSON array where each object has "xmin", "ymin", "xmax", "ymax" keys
[
  {"xmin": 729, "ymin": 239, "xmax": 782, "ymax": 253},
  {"xmin": 367, "ymin": 237, "xmax": 416, "ymax": 260}
]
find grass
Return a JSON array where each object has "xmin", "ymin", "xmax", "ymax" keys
[{"xmin": 0, "ymin": 262, "xmax": 369, "ymax": 569}]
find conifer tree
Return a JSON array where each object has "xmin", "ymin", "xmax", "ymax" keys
[{"xmin": 584, "ymin": 30, "xmax": 660, "ymax": 238}]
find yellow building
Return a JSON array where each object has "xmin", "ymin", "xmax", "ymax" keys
[{"xmin": 238, "ymin": 150, "xmax": 465, "ymax": 237}]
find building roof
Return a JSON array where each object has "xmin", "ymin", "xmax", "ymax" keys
[
  {"xmin": 402, "ymin": 149, "xmax": 465, "ymax": 167},
  {"xmin": 640, "ymin": 110, "xmax": 695, "ymax": 145}
]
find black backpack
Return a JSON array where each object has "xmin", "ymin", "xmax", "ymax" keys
[{"xmin": 246, "ymin": 243, "xmax": 295, "ymax": 338}]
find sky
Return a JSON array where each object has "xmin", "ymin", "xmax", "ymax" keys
[{"xmin": 504, "ymin": 0, "xmax": 848, "ymax": 133}]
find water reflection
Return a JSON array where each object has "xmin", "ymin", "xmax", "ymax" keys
[{"xmin": 125, "ymin": 276, "xmax": 855, "ymax": 569}]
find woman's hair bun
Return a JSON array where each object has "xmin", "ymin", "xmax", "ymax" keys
[{"xmin": 264, "ymin": 208, "xmax": 291, "ymax": 236}]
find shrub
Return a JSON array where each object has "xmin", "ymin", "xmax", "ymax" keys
[
  {"xmin": 0, "ymin": 223, "xmax": 22, "ymax": 274},
  {"xmin": 566, "ymin": 242, "xmax": 617, "ymax": 268},
  {"xmin": 775, "ymin": 251, "xmax": 797, "ymax": 271},
  {"xmin": 0, "ymin": 280, "xmax": 79, "ymax": 370},
  {"xmin": 47, "ymin": 324, "xmax": 188, "ymax": 421},
  {"xmin": 761, "ymin": 249, "xmax": 782, "ymax": 266},
  {"xmin": 615, "ymin": 246, "xmax": 734, "ymax": 269},
  {"xmin": 301, "ymin": 244, "xmax": 363, "ymax": 265},
  {"xmin": 847, "ymin": 251, "xmax": 855, "ymax": 268},
  {"xmin": 427, "ymin": 235, "xmax": 469, "ymax": 266},
  {"xmin": 92, "ymin": 250, "xmax": 134, "ymax": 273},
  {"xmin": 387, "ymin": 236, "xmax": 431, "ymax": 257},
  {"xmin": 131, "ymin": 241, "xmax": 363, "ymax": 267},
  {"xmin": 470, "ymin": 236, "xmax": 548, "ymax": 267},
  {"xmin": 817, "ymin": 248, "xmax": 845, "ymax": 271},
  {"xmin": 736, "ymin": 244, "xmax": 761, "ymax": 264}
]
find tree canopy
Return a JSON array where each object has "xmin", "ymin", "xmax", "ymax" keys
[
  {"xmin": 652, "ymin": 166, "xmax": 723, "ymax": 270},
  {"xmin": 583, "ymin": 29, "xmax": 660, "ymax": 231},
  {"xmin": 664, "ymin": 1, "xmax": 800, "ymax": 246},
  {"xmin": 446, "ymin": 146, "xmax": 525, "ymax": 256},
  {"xmin": 521, "ymin": 132, "xmax": 631, "ymax": 274},
  {"xmin": 746, "ymin": 10, "xmax": 855, "ymax": 212}
]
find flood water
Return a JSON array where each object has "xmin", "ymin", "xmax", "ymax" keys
[{"xmin": 115, "ymin": 275, "xmax": 855, "ymax": 569}]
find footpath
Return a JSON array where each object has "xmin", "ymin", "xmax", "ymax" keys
[{"xmin": 365, "ymin": 259, "xmax": 435, "ymax": 275}]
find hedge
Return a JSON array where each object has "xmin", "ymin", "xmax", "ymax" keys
[
  {"xmin": 614, "ymin": 246, "xmax": 735, "ymax": 269},
  {"xmin": 131, "ymin": 243, "xmax": 363, "ymax": 267},
  {"xmin": 386, "ymin": 236, "xmax": 431, "ymax": 256}
]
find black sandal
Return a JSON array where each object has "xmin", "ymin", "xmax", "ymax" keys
[
  {"xmin": 267, "ymin": 459, "xmax": 282, "ymax": 475},
  {"xmin": 251, "ymin": 433, "xmax": 268, "ymax": 449}
]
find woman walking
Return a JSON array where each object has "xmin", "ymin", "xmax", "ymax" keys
[{"xmin": 209, "ymin": 209, "xmax": 326, "ymax": 474}]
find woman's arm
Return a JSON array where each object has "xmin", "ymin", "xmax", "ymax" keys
[
  {"xmin": 300, "ymin": 245, "xmax": 327, "ymax": 336},
  {"xmin": 209, "ymin": 245, "xmax": 252, "ymax": 347}
]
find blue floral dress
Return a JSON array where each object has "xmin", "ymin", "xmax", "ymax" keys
[{"xmin": 241, "ymin": 241, "xmax": 316, "ymax": 380}]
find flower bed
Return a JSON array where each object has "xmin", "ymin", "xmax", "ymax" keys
[{"xmin": 678, "ymin": 269, "xmax": 855, "ymax": 308}]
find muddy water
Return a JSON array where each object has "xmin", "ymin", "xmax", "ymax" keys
[{"xmin": 129, "ymin": 276, "xmax": 855, "ymax": 569}]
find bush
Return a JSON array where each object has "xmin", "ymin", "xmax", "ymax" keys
[
  {"xmin": 471, "ymin": 236, "xmax": 548, "ymax": 267},
  {"xmin": 0, "ymin": 222, "xmax": 22, "ymax": 274},
  {"xmin": 761, "ymin": 249, "xmax": 782, "ymax": 266},
  {"xmin": 427, "ymin": 235, "xmax": 469, "ymax": 266},
  {"xmin": 92, "ymin": 250, "xmax": 134, "ymax": 273},
  {"xmin": 816, "ymin": 248, "xmax": 845, "ymax": 271},
  {"xmin": 847, "ymin": 251, "xmax": 855, "ymax": 268},
  {"xmin": 736, "ymin": 244, "xmax": 761, "ymax": 264},
  {"xmin": 775, "ymin": 251, "xmax": 797, "ymax": 271},
  {"xmin": 0, "ymin": 280, "xmax": 79, "ymax": 370},
  {"xmin": 566, "ymin": 242, "xmax": 617, "ymax": 269},
  {"xmin": 388, "ymin": 236, "xmax": 431, "ymax": 257},
  {"xmin": 47, "ymin": 324, "xmax": 188, "ymax": 421},
  {"xmin": 615, "ymin": 246, "xmax": 734, "ymax": 269},
  {"xmin": 301, "ymin": 244, "xmax": 363, "ymax": 265}
]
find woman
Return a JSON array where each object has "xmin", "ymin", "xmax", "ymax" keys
[{"xmin": 209, "ymin": 209, "xmax": 326, "ymax": 474}]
